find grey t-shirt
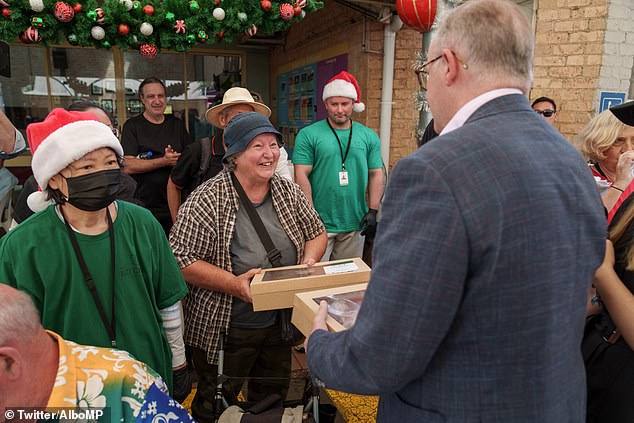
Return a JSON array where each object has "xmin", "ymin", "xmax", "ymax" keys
[{"xmin": 230, "ymin": 192, "xmax": 297, "ymax": 328}]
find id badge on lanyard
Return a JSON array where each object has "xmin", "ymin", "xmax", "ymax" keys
[
  {"xmin": 328, "ymin": 119, "xmax": 353, "ymax": 187},
  {"xmin": 339, "ymin": 170, "xmax": 349, "ymax": 186}
]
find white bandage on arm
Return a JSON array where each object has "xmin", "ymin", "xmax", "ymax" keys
[
  {"xmin": 160, "ymin": 302, "xmax": 187, "ymax": 368},
  {"xmin": 14, "ymin": 129, "xmax": 25, "ymax": 153}
]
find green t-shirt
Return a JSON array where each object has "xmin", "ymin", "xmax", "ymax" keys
[
  {"xmin": 292, "ymin": 120, "xmax": 383, "ymax": 232},
  {"xmin": 0, "ymin": 201, "xmax": 188, "ymax": 391}
]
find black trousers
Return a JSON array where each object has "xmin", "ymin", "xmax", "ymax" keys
[
  {"xmin": 584, "ymin": 316, "xmax": 634, "ymax": 422},
  {"xmin": 190, "ymin": 322, "xmax": 291, "ymax": 423}
]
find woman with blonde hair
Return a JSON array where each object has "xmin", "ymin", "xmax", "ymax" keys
[{"xmin": 573, "ymin": 103, "xmax": 634, "ymax": 221}]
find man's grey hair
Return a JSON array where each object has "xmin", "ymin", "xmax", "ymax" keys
[
  {"xmin": 434, "ymin": 0, "xmax": 534, "ymax": 93},
  {"xmin": 0, "ymin": 288, "xmax": 41, "ymax": 345}
]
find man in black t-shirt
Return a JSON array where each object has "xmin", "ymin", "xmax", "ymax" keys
[
  {"xmin": 121, "ymin": 77, "xmax": 191, "ymax": 235},
  {"xmin": 167, "ymin": 125, "xmax": 225, "ymax": 223}
]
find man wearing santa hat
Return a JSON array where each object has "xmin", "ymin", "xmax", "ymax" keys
[
  {"xmin": 293, "ymin": 71, "xmax": 384, "ymax": 261},
  {"xmin": 0, "ymin": 108, "xmax": 191, "ymax": 400}
]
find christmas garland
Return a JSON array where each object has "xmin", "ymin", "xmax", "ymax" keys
[{"xmin": 0, "ymin": 0, "xmax": 323, "ymax": 57}]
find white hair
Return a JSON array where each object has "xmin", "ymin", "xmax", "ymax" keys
[
  {"xmin": 435, "ymin": 0, "xmax": 534, "ymax": 93},
  {"xmin": 0, "ymin": 288, "xmax": 41, "ymax": 345}
]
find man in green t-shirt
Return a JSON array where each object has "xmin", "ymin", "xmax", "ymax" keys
[
  {"xmin": 293, "ymin": 71, "xmax": 384, "ymax": 260},
  {"xmin": 0, "ymin": 108, "xmax": 190, "ymax": 400}
]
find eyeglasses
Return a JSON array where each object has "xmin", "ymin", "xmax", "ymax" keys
[
  {"xmin": 415, "ymin": 55, "xmax": 443, "ymax": 91},
  {"xmin": 534, "ymin": 109, "xmax": 555, "ymax": 118},
  {"xmin": 415, "ymin": 52, "xmax": 469, "ymax": 91}
]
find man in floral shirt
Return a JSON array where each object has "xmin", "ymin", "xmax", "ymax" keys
[{"xmin": 0, "ymin": 285, "xmax": 193, "ymax": 423}]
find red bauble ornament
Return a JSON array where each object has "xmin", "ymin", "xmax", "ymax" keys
[
  {"xmin": 118, "ymin": 23, "xmax": 130, "ymax": 35},
  {"xmin": 142, "ymin": 4, "xmax": 154, "ymax": 15},
  {"xmin": 139, "ymin": 43, "xmax": 158, "ymax": 59},
  {"xmin": 293, "ymin": 5, "xmax": 301, "ymax": 15},
  {"xmin": 72, "ymin": 2, "xmax": 81, "ymax": 12},
  {"xmin": 396, "ymin": 0, "xmax": 436, "ymax": 32},
  {"xmin": 260, "ymin": 0, "xmax": 271, "ymax": 11},
  {"xmin": 2, "ymin": 7, "xmax": 10, "ymax": 18},
  {"xmin": 53, "ymin": 2, "xmax": 74, "ymax": 22},
  {"xmin": 23, "ymin": 27, "xmax": 41, "ymax": 43},
  {"xmin": 216, "ymin": 31, "xmax": 224, "ymax": 39},
  {"xmin": 214, "ymin": 0, "xmax": 220, "ymax": 5},
  {"xmin": 279, "ymin": 3, "xmax": 294, "ymax": 20},
  {"xmin": 245, "ymin": 24, "xmax": 257, "ymax": 37}
]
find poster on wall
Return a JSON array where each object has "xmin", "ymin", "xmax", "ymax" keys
[{"xmin": 277, "ymin": 54, "xmax": 348, "ymax": 157}]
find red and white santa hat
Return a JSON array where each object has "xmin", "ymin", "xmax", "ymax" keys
[
  {"xmin": 26, "ymin": 108, "xmax": 124, "ymax": 212},
  {"xmin": 322, "ymin": 71, "xmax": 365, "ymax": 113}
]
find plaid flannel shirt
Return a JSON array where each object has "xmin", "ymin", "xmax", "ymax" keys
[{"xmin": 169, "ymin": 169, "xmax": 325, "ymax": 365}]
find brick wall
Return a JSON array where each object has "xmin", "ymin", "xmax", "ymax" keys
[
  {"xmin": 269, "ymin": 0, "xmax": 422, "ymax": 169},
  {"xmin": 531, "ymin": 0, "xmax": 609, "ymax": 140},
  {"xmin": 597, "ymin": 0, "xmax": 634, "ymax": 105},
  {"xmin": 389, "ymin": 27, "xmax": 422, "ymax": 169}
]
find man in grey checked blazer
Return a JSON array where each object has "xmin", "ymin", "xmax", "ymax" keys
[{"xmin": 305, "ymin": 0, "xmax": 607, "ymax": 421}]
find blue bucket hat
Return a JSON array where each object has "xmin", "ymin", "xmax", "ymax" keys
[{"xmin": 223, "ymin": 112, "xmax": 283, "ymax": 163}]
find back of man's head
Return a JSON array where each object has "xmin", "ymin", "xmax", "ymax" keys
[
  {"xmin": 0, "ymin": 285, "xmax": 41, "ymax": 346},
  {"xmin": 435, "ymin": 0, "xmax": 534, "ymax": 93}
]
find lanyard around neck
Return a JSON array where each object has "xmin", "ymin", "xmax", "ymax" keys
[
  {"xmin": 62, "ymin": 207, "xmax": 117, "ymax": 347},
  {"xmin": 593, "ymin": 163, "xmax": 610, "ymax": 181},
  {"xmin": 327, "ymin": 119, "xmax": 353, "ymax": 171}
]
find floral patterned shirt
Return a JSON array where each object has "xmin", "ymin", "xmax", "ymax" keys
[{"xmin": 45, "ymin": 331, "xmax": 193, "ymax": 422}]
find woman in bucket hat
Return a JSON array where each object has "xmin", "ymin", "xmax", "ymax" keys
[
  {"xmin": 167, "ymin": 88, "xmax": 292, "ymax": 223},
  {"xmin": 170, "ymin": 112, "xmax": 326, "ymax": 422}
]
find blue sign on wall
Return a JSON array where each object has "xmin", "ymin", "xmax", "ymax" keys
[{"xmin": 599, "ymin": 91, "xmax": 626, "ymax": 112}]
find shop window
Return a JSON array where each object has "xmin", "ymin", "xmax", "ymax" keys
[
  {"xmin": 183, "ymin": 54, "xmax": 242, "ymax": 141},
  {"xmin": 0, "ymin": 45, "xmax": 47, "ymax": 136},
  {"xmin": 1, "ymin": 46, "xmax": 243, "ymax": 142},
  {"xmin": 46, "ymin": 47, "xmax": 117, "ymax": 122}
]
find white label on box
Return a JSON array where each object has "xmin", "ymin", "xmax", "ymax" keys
[{"xmin": 323, "ymin": 261, "xmax": 359, "ymax": 274}]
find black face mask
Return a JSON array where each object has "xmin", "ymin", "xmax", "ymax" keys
[{"xmin": 63, "ymin": 169, "xmax": 122, "ymax": 211}]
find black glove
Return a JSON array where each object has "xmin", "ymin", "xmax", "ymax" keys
[
  {"xmin": 172, "ymin": 366, "xmax": 192, "ymax": 403},
  {"xmin": 360, "ymin": 209, "xmax": 378, "ymax": 238}
]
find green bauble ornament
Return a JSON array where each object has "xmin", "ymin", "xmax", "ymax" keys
[
  {"xmin": 132, "ymin": 1, "xmax": 140, "ymax": 9},
  {"xmin": 86, "ymin": 9, "xmax": 95, "ymax": 19},
  {"xmin": 237, "ymin": 12, "xmax": 247, "ymax": 21},
  {"xmin": 165, "ymin": 11, "xmax": 175, "ymax": 21},
  {"xmin": 102, "ymin": 41, "xmax": 110, "ymax": 48},
  {"xmin": 30, "ymin": 16, "xmax": 44, "ymax": 28},
  {"xmin": 186, "ymin": 33, "xmax": 195, "ymax": 42},
  {"xmin": 67, "ymin": 33, "xmax": 78, "ymax": 45},
  {"xmin": 196, "ymin": 29, "xmax": 207, "ymax": 42},
  {"xmin": 188, "ymin": 0, "xmax": 199, "ymax": 13}
]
